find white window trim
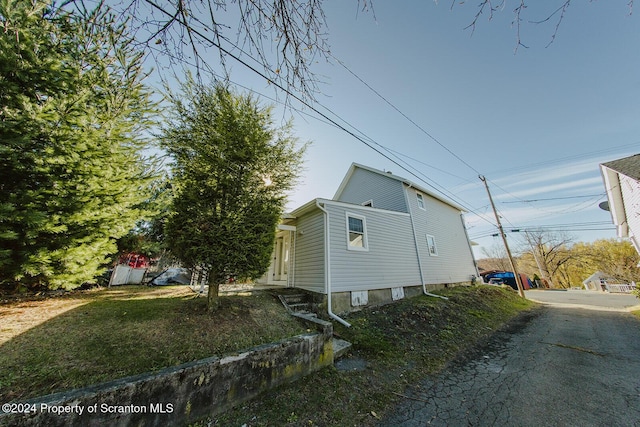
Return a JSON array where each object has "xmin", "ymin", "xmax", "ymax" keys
[
  {"xmin": 416, "ymin": 193, "xmax": 426, "ymax": 210},
  {"xmin": 346, "ymin": 212, "xmax": 369, "ymax": 251},
  {"xmin": 426, "ymin": 234, "xmax": 438, "ymax": 256}
]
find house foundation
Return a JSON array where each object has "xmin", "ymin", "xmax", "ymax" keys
[{"xmin": 322, "ymin": 282, "xmax": 473, "ymax": 315}]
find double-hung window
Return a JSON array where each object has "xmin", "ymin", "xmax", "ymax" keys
[
  {"xmin": 426, "ymin": 234, "xmax": 438, "ymax": 256},
  {"xmin": 417, "ymin": 193, "xmax": 426, "ymax": 210},
  {"xmin": 346, "ymin": 213, "xmax": 368, "ymax": 251}
]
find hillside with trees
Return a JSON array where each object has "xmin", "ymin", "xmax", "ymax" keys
[{"xmin": 480, "ymin": 235, "xmax": 640, "ymax": 289}]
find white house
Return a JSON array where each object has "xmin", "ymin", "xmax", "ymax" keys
[
  {"xmin": 582, "ymin": 271, "xmax": 614, "ymax": 292},
  {"xmin": 259, "ymin": 163, "xmax": 480, "ymax": 323},
  {"xmin": 600, "ymin": 154, "xmax": 640, "ymax": 255}
]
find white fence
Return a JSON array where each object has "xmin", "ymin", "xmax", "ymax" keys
[{"xmin": 605, "ymin": 282, "xmax": 637, "ymax": 293}]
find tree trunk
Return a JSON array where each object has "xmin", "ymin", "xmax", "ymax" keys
[{"xmin": 207, "ymin": 277, "xmax": 221, "ymax": 312}]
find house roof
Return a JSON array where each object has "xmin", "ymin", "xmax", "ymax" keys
[
  {"xmin": 288, "ymin": 197, "xmax": 413, "ymax": 218},
  {"xmin": 333, "ymin": 163, "xmax": 466, "ymax": 212},
  {"xmin": 582, "ymin": 271, "xmax": 615, "ymax": 285},
  {"xmin": 599, "ymin": 155, "xmax": 640, "ymax": 238},
  {"xmin": 601, "ymin": 153, "xmax": 640, "ymax": 180}
]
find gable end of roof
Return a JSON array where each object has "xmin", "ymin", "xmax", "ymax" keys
[
  {"xmin": 601, "ymin": 153, "xmax": 640, "ymax": 181},
  {"xmin": 333, "ymin": 163, "xmax": 466, "ymax": 212}
]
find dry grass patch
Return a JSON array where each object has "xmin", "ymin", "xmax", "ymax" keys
[{"xmin": 0, "ymin": 285, "xmax": 306, "ymax": 402}]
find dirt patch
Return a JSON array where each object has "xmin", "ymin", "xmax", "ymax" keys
[{"xmin": 335, "ymin": 357, "xmax": 368, "ymax": 372}]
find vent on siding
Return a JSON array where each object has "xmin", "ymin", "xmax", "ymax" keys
[
  {"xmin": 391, "ymin": 287, "xmax": 405, "ymax": 301},
  {"xmin": 351, "ymin": 290, "xmax": 368, "ymax": 307}
]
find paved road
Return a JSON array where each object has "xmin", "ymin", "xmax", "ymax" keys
[
  {"xmin": 525, "ymin": 289, "xmax": 640, "ymax": 312},
  {"xmin": 378, "ymin": 292, "xmax": 640, "ymax": 426}
]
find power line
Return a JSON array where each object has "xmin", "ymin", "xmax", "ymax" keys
[
  {"xmin": 142, "ymin": 0, "xmax": 502, "ymax": 228},
  {"xmin": 469, "ymin": 221, "xmax": 615, "ymax": 240},
  {"xmin": 140, "ymin": 3, "xmax": 621, "ymax": 238},
  {"xmin": 500, "ymin": 194, "xmax": 605, "ymax": 203},
  {"xmin": 327, "ymin": 58, "xmax": 616, "ymax": 232},
  {"xmin": 489, "ymin": 142, "xmax": 640, "ymax": 176},
  {"xmin": 333, "ymin": 55, "xmax": 482, "ymax": 176}
]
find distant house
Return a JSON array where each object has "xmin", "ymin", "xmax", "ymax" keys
[
  {"xmin": 259, "ymin": 163, "xmax": 480, "ymax": 323},
  {"xmin": 582, "ymin": 271, "xmax": 614, "ymax": 292},
  {"xmin": 582, "ymin": 271, "xmax": 635, "ymax": 293},
  {"xmin": 600, "ymin": 154, "xmax": 640, "ymax": 255}
]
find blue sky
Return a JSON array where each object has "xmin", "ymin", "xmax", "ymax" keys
[{"xmin": 146, "ymin": 1, "xmax": 640, "ymax": 258}]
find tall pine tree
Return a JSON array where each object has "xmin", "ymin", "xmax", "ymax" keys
[
  {"xmin": 162, "ymin": 80, "xmax": 306, "ymax": 311},
  {"xmin": 0, "ymin": 1, "xmax": 157, "ymax": 291}
]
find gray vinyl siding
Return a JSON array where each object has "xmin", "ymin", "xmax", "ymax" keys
[
  {"xmin": 406, "ymin": 186, "xmax": 477, "ymax": 284},
  {"xmin": 324, "ymin": 202, "xmax": 421, "ymax": 293},
  {"xmin": 292, "ymin": 208, "xmax": 325, "ymax": 293},
  {"xmin": 336, "ymin": 168, "xmax": 408, "ymax": 213}
]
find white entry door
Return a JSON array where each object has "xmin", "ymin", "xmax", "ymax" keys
[{"xmin": 272, "ymin": 233, "xmax": 290, "ymax": 284}]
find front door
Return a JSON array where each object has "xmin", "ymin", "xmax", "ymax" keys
[{"xmin": 272, "ymin": 231, "xmax": 291, "ymax": 285}]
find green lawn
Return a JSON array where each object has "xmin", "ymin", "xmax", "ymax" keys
[{"xmin": 0, "ymin": 285, "xmax": 307, "ymax": 402}]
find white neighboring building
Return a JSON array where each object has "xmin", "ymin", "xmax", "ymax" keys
[{"xmin": 600, "ymin": 154, "xmax": 640, "ymax": 255}]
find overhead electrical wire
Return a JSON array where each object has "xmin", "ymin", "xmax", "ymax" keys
[
  {"xmin": 333, "ymin": 55, "xmax": 482, "ymax": 176},
  {"xmin": 140, "ymin": 3, "xmax": 623, "ymax": 240},
  {"xmin": 500, "ymin": 194, "xmax": 605, "ymax": 203},
  {"xmin": 142, "ymin": 0, "xmax": 504, "ymax": 228},
  {"xmin": 492, "ymin": 142, "xmax": 640, "ymax": 176},
  {"xmin": 469, "ymin": 221, "xmax": 616, "ymax": 240},
  {"xmin": 329, "ymin": 57, "xmax": 605, "ymax": 233}
]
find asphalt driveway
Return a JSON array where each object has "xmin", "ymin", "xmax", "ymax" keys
[{"xmin": 378, "ymin": 291, "xmax": 640, "ymax": 426}]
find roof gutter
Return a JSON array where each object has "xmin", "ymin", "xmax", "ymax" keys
[{"xmin": 316, "ymin": 200, "xmax": 351, "ymax": 327}]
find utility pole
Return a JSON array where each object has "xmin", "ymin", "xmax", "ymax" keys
[{"xmin": 479, "ymin": 175, "xmax": 526, "ymax": 298}]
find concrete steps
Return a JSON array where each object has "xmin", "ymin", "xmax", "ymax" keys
[
  {"xmin": 277, "ymin": 293, "xmax": 318, "ymax": 316},
  {"xmin": 332, "ymin": 338, "xmax": 352, "ymax": 359},
  {"xmin": 272, "ymin": 290, "xmax": 352, "ymax": 360}
]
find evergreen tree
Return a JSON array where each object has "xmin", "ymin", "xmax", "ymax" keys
[
  {"xmin": 161, "ymin": 80, "xmax": 306, "ymax": 311},
  {"xmin": 0, "ymin": 1, "xmax": 157, "ymax": 291}
]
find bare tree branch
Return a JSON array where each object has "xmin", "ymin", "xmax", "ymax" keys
[
  {"xmin": 60, "ymin": 0, "xmax": 635, "ymax": 103},
  {"xmin": 91, "ymin": 0, "xmax": 335, "ymax": 103},
  {"xmin": 454, "ymin": 0, "xmax": 634, "ymax": 52}
]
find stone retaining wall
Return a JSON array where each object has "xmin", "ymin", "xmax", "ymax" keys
[{"xmin": 1, "ymin": 316, "xmax": 333, "ymax": 427}]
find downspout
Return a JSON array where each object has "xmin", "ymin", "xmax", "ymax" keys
[
  {"xmin": 290, "ymin": 229, "xmax": 296, "ymax": 288},
  {"xmin": 316, "ymin": 200, "xmax": 351, "ymax": 327},
  {"xmin": 404, "ymin": 184, "xmax": 449, "ymax": 301},
  {"xmin": 461, "ymin": 213, "xmax": 481, "ymax": 280}
]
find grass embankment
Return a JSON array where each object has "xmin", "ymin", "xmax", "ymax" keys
[
  {"xmin": 1, "ymin": 284, "xmax": 536, "ymax": 426},
  {"xmin": 0, "ymin": 286, "xmax": 307, "ymax": 402},
  {"xmin": 209, "ymin": 285, "xmax": 537, "ymax": 427}
]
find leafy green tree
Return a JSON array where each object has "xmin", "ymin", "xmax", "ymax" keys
[
  {"xmin": 161, "ymin": 80, "xmax": 306, "ymax": 311},
  {"xmin": 568, "ymin": 239, "xmax": 640, "ymax": 284},
  {"xmin": 0, "ymin": 1, "xmax": 157, "ymax": 291}
]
